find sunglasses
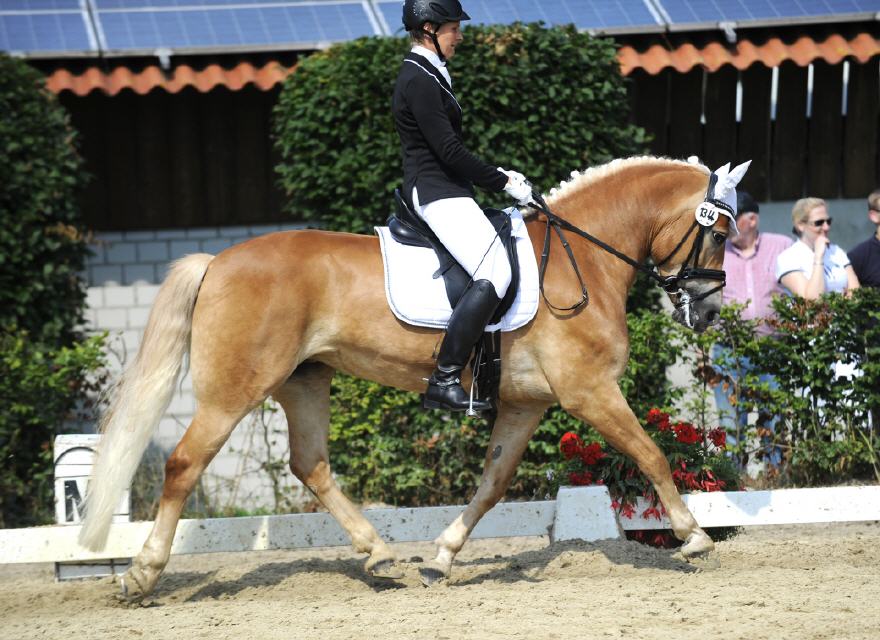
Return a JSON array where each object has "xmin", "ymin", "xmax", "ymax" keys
[{"xmin": 809, "ymin": 218, "xmax": 833, "ymax": 228}]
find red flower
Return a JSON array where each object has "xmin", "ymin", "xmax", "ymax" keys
[
  {"xmin": 673, "ymin": 422, "xmax": 701, "ymax": 445},
  {"xmin": 579, "ymin": 442, "xmax": 606, "ymax": 466},
  {"xmin": 560, "ymin": 432, "xmax": 583, "ymax": 460},
  {"xmin": 672, "ymin": 462, "xmax": 700, "ymax": 490},
  {"xmin": 642, "ymin": 506, "xmax": 663, "ymax": 521},
  {"xmin": 618, "ymin": 502, "xmax": 635, "ymax": 519},
  {"xmin": 647, "ymin": 408, "xmax": 672, "ymax": 432},
  {"xmin": 708, "ymin": 427, "xmax": 726, "ymax": 448},
  {"xmin": 699, "ymin": 469, "xmax": 726, "ymax": 492},
  {"xmin": 568, "ymin": 471, "xmax": 594, "ymax": 486}
]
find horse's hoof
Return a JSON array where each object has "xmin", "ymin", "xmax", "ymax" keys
[
  {"xmin": 368, "ymin": 559, "xmax": 405, "ymax": 580},
  {"xmin": 418, "ymin": 565, "xmax": 447, "ymax": 587},
  {"xmin": 114, "ymin": 575, "xmax": 142, "ymax": 605},
  {"xmin": 686, "ymin": 551, "xmax": 721, "ymax": 570},
  {"xmin": 680, "ymin": 530, "xmax": 715, "ymax": 558},
  {"xmin": 114, "ymin": 567, "xmax": 151, "ymax": 605}
]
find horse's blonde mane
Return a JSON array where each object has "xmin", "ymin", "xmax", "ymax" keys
[{"xmin": 545, "ymin": 156, "xmax": 710, "ymax": 206}]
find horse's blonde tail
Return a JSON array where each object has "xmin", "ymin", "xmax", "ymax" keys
[{"xmin": 78, "ymin": 253, "xmax": 214, "ymax": 551}]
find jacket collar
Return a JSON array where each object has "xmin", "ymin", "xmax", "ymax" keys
[{"xmin": 405, "ymin": 51, "xmax": 453, "ymax": 93}]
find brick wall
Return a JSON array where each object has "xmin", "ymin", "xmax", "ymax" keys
[{"xmin": 85, "ymin": 222, "xmax": 309, "ymax": 512}]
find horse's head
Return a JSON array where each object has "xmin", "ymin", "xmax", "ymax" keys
[{"xmin": 650, "ymin": 160, "xmax": 751, "ymax": 333}]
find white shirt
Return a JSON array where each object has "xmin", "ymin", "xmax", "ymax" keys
[
  {"xmin": 775, "ymin": 240, "xmax": 851, "ymax": 294},
  {"xmin": 411, "ymin": 45, "xmax": 451, "ymax": 87}
]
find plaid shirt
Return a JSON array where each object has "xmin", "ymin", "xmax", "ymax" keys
[{"xmin": 722, "ymin": 232, "xmax": 793, "ymax": 336}]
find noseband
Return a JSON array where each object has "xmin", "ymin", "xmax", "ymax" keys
[{"xmin": 530, "ymin": 182, "xmax": 728, "ymax": 314}]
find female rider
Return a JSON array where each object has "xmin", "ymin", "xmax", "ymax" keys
[{"xmin": 393, "ymin": 0, "xmax": 532, "ymax": 412}]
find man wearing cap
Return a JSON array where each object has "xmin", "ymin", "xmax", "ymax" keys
[{"xmin": 712, "ymin": 191, "xmax": 792, "ymax": 470}]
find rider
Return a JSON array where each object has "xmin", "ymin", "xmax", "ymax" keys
[{"xmin": 394, "ymin": 0, "xmax": 533, "ymax": 412}]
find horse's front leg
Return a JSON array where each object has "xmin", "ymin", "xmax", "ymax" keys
[
  {"xmin": 563, "ymin": 383, "xmax": 714, "ymax": 556},
  {"xmin": 420, "ymin": 403, "xmax": 545, "ymax": 586}
]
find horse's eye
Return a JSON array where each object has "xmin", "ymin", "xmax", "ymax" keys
[{"xmin": 712, "ymin": 231, "xmax": 726, "ymax": 245}]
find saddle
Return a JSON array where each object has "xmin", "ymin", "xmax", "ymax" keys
[
  {"xmin": 387, "ymin": 190, "xmax": 520, "ymax": 324},
  {"xmin": 387, "ymin": 189, "xmax": 522, "ymax": 409}
]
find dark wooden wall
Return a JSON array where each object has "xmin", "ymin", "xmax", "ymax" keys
[
  {"xmin": 628, "ymin": 56, "xmax": 880, "ymax": 201},
  {"xmin": 61, "ymin": 56, "xmax": 879, "ymax": 231},
  {"xmin": 60, "ymin": 85, "xmax": 285, "ymax": 231}
]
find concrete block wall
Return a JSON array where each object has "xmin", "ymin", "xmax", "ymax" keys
[{"xmin": 85, "ymin": 222, "xmax": 309, "ymax": 512}]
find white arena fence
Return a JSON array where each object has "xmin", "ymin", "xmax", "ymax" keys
[{"xmin": 2, "ymin": 485, "xmax": 879, "ymax": 566}]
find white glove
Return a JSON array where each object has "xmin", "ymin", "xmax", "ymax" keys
[{"xmin": 498, "ymin": 167, "xmax": 533, "ymax": 205}]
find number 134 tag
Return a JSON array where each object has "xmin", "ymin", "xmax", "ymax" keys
[{"xmin": 694, "ymin": 202, "xmax": 721, "ymax": 227}]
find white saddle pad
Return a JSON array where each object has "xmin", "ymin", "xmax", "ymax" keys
[{"xmin": 375, "ymin": 208, "xmax": 539, "ymax": 332}]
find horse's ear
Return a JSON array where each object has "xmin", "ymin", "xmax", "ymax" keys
[
  {"xmin": 712, "ymin": 162, "xmax": 731, "ymax": 185},
  {"xmin": 727, "ymin": 160, "xmax": 751, "ymax": 188}
]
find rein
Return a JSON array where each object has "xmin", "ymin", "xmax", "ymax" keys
[{"xmin": 529, "ymin": 191, "xmax": 727, "ymax": 313}]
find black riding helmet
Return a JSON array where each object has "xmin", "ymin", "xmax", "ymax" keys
[{"xmin": 402, "ymin": 0, "xmax": 471, "ymax": 62}]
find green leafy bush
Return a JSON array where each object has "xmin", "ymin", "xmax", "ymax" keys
[
  {"xmin": 0, "ymin": 330, "xmax": 106, "ymax": 527},
  {"xmin": 0, "ymin": 54, "xmax": 89, "ymax": 343},
  {"xmin": 0, "ymin": 54, "xmax": 100, "ymax": 526},
  {"xmin": 274, "ymin": 23, "xmax": 648, "ymax": 233},
  {"xmin": 705, "ymin": 288, "xmax": 880, "ymax": 485}
]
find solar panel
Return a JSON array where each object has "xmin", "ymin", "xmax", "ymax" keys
[
  {"xmin": 94, "ymin": 1, "xmax": 381, "ymax": 54},
  {"xmin": 655, "ymin": 0, "xmax": 878, "ymax": 29},
  {"xmin": 0, "ymin": 1, "xmax": 97, "ymax": 56},
  {"xmin": 374, "ymin": 0, "xmax": 665, "ymax": 35},
  {"xmin": 4, "ymin": 1, "xmax": 83, "ymax": 9},
  {"xmin": 93, "ymin": 0, "xmax": 315, "ymax": 7}
]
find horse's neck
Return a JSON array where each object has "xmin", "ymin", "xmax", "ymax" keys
[{"xmin": 549, "ymin": 183, "xmax": 655, "ymax": 266}]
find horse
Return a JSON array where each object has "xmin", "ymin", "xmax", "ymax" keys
[{"xmin": 79, "ymin": 156, "xmax": 737, "ymax": 601}]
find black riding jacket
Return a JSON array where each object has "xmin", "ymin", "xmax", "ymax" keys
[{"xmin": 392, "ymin": 52, "xmax": 507, "ymax": 210}]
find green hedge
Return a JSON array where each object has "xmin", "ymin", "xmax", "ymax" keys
[
  {"xmin": 274, "ymin": 23, "xmax": 648, "ymax": 233},
  {"xmin": 0, "ymin": 54, "xmax": 103, "ymax": 526},
  {"xmin": 708, "ymin": 289, "xmax": 880, "ymax": 485},
  {"xmin": 0, "ymin": 55, "xmax": 89, "ymax": 343}
]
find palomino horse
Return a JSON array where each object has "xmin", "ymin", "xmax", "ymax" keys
[{"xmin": 80, "ymin": 156, "xmax": 735, "ymax": 600}]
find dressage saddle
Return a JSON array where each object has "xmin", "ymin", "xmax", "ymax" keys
[{"xmin": 387, "ymin": 189, "xmax": 520, "ymax": 324}]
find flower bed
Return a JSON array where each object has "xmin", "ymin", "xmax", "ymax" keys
[{"xmin": 559, "ymin": 408, "xmax": 742, "ymax": 547}]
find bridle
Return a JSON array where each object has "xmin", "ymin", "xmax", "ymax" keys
[{"xmin": 529, "ymin": 175, "xmax": 729, "ymax": 322}]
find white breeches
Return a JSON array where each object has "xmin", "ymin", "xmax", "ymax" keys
[{"xmin": 413, "ymin": 189, "xmax": 512, "ymax": 299}]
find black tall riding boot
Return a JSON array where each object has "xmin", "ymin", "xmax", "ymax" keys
[{"xmin": 423, "ymin": 279, "xmax": 501, "ymax": 412}]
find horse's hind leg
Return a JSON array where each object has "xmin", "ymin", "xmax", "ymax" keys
[
  {"xmin": 273, "ymin": 363, "xmax": 404, "ymax": 579},
  {"xmin": 420, "ymin": 402, "xmax": 545, "ymax": 585},
  {"xmin": 120, "ymin": 403, "xmax": 246, "ymax": 601},
  {"xmin": 564, "ymin": 383, "xmax": 714, "ymax": 557}
]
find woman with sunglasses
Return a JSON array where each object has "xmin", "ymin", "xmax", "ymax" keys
[{"xmin": 776, "ymin": 197, "xmax": 860, "ymax": 299}]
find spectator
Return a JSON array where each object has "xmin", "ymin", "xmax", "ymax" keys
[
  {"xmin": 847, "ymin": 189, "xmax": 880, "ymax": 289},
  {"xmin": 713, "ymin": 191, "xmax": 791, "ymax": 469},
  {"xmin": 776, "ymin": 197, "xmax": 860, "ymax": 299}
]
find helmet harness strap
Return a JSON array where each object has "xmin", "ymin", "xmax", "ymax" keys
[{"xmin": 419, "ymin": 23, "xmax": 446, "ymax": 63}]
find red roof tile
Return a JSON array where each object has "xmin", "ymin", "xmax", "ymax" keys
[
  {"xmin": 44, "ymin": 33, "xmax": 878, "ymax": 95},
  {"xmin": 618, "ymin": 32, "xmax": 879, "ymax": 75},
  {"xmin": 46, "ymin": 60, "xmax": 297, "ymax": 96}
]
